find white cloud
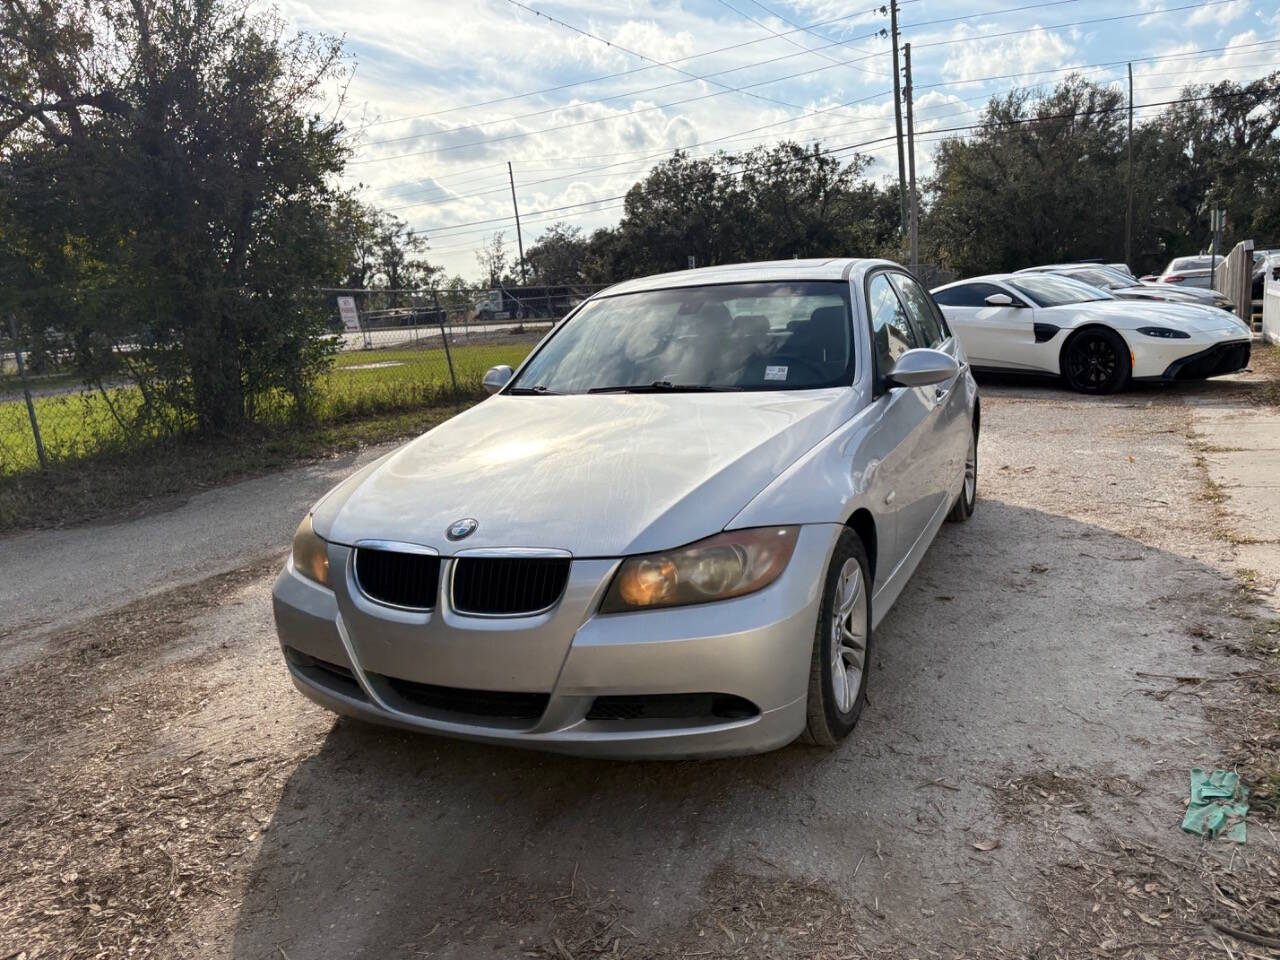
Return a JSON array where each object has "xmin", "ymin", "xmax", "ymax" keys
[
  {"xmin": 940, "ymin": 24, "xmax": 1076, "ymax": 83},
  {"xmin": 1186, "ymin": 0, "xmax": 1248, "ymax": 27}
]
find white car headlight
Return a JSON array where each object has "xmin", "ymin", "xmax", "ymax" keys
[
  {"xmin": 292, "ymin": 513, "xmax": 331, "ymax": 587},
  {"xmin": 601, "ymin": 527, "xmax": 799, "ymax": 613}
]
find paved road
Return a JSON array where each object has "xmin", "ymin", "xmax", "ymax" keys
[
  {"xmin": 342, "ymin": 319, "xmax": 553, "ymax": 352},
  {"xmin": 0, "ymin": 443, "xmax": 396, "ymax": 660}
]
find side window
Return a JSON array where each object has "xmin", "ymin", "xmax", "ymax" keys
[
  {"xmin": 932, "ymin": 282, "xmax": 1004, "ymax": 307},
  {"xmin": 889, "ymin": 273, "xmax": 946, "ymax": 348},
  {"xmin": 868, "ymin": 273, "xmax": 919, "ymax": 389}
]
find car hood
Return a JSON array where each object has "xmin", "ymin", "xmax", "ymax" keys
[
  {"xmin": 313, "ymin": 390, "xmax": 852, "ymax": 556},
  {"xmin": 1044, "ymin": 299, "xmax": 1241, "ymax": 333}
]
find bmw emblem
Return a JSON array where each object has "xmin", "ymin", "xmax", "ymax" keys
[{"xmin": 446, "ymin": 518, "xmax": 478, "ymax": 541}]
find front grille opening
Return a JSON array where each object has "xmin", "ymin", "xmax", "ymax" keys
[
  {"xmin": 285, "ymin": 647, "xmax": 365, "ymax": 701},
  {"xmin": 379, "ymin": 674, "xmax": 549, "ymax": 722},
  {"xmin": 354, "ymin": 547, "xmax": 440, "ymax": 610},
  {"xmin": 587, "ymin": 693, "xmax": 760, "ymax": 723},
  {"xmin": 451, "ymin": 556, "xmax": 570, "ymax": 616}
]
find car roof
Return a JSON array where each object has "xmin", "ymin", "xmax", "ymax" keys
[
  {"xmin": 596, "ymin": 258, "xmax": 895, "ymax": 296},
  {"xmin": 1016, "ymin": 263, "xmax": 1097, "ymax": 273}
]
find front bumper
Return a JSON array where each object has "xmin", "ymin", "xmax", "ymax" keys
[
  {"xmin": 271, "ymin": 524, "xmax": 841, "ymax": 758},
  {"xmin": 1160, "ymin": 340, "xmax": 1252, "ymax": 381}
]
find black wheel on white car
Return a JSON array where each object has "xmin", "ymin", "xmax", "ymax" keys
[
  {"xmin": 946, "ymin": 422, "xmax": 978, "ymax": 522},
  {"xmin": 802, "ymin": 529, "xmax": 872, "ymax": 746},
  {"xmin": 1061, "ymin": 327, "xmax": 1131, "ymax": 394}
]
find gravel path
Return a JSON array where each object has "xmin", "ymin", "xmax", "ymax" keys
[{"xmin": 1, "ymin": 376, "xmax": 1277, "ymax": 960}]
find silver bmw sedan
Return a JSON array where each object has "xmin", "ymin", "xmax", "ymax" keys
[{"xmin": 273, "ymin": 258, "xmax": 979, "ymax": 758}]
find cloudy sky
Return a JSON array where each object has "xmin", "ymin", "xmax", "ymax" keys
[{"xmin": 273, "ymin": 0, "xmax": 1280, "ymax": 281}]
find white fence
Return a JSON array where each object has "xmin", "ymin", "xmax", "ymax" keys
[{"xmin": 1264, "ymin": 259, "xmax": 1280, "ymax": 346}]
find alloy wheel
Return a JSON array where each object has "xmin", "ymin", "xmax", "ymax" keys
[
  {"xmin": 830, "ymin": 559, "xmax": 868, "ymax": 713},
  {"xmin": 963, "ymin": 430, "xmax": 977, "ymax": 505},
  {"xmin": 1065, "ymin": 335, "xmax": 1119, "ymax": 391}
]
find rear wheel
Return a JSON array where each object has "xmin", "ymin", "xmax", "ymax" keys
[
  {"xmin": 947, "ymin": 423, "xmax": 978, "ymax": 522},
  {"xmin": 1061, "ymin": 328, "xmax": 1131, "ymax": 394},
  {"xmin": 802, "ymin": 530, "xmax": 872, "ymax": 746}
]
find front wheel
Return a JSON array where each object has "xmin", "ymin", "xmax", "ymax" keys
[
  {"xmin": 947, "ymin": 424, "xmax": 977, "ymax": 522},
  {"xmin": 1061, "ymin": 328, "xmax": 1131, "ymax": 394},
  {"xmin": 802, "ymin": 530, "xmax": 872, "ymax": 746}
]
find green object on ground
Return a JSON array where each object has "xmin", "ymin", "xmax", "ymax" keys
[{"xmin": 1183, "ymin": 768, "xmax": 1248, "ymax": 843}]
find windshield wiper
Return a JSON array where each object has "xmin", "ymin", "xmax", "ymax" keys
[
  {"xmin": 506, "ymin": 384, "xmax": 561, "ymax": 395},
  {"xmin": 587, "ymin": 381, "xmax": 744, "ymax": 394}
]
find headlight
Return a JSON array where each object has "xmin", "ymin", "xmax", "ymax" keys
[
  {"xmin": 1137, "ymin": 326, "xmax": 1190, "ymax": 339},
  {"xmin": 600, "ymin": 527, "xmax": 799, "ymax": 613},
  {"xmin": 292, "ymin": 513, "xmax": 331, "ymax": 586}
]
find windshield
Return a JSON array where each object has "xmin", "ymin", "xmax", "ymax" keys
[
  {"xmin": 509, "ymin": 281, "xmax": 854, "ymax": 394},
  {"xmin": 1060, "ymin": 266, "xmax": 1136, "ymax": 290},
  {"xmin": 1007, "ymin": 274, "xmax": 1115, "ymax": 307}
]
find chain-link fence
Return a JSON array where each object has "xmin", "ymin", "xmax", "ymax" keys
[
  {"xmin": 0, "ymin": 284, "xmax": 610, "ymax": 477},
  {"xmin": 312, "ymin": 284, "xmax": 607, "ymax": 422}
]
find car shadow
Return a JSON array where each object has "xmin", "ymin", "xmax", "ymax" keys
[
  {"xmin": 972, "ymin": 368, "xmax": 1261, "ymax": 402},
  {"xmin": 227, "ymin": 499, "xmax": 1253, "ymax": 959}
]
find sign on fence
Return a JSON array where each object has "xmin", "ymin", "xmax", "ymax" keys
[{"xmin": 336, "ymin": 296, "xmax": 360, "ymax": 332}]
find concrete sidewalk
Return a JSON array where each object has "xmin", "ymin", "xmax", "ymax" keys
[
  {"xmin": 1192, "ymin": 402, "xmax": 1280, "ymax": 604},
  {"xmin": 0, "ymin": 442, "xmax": 395, "ymax": 665}
]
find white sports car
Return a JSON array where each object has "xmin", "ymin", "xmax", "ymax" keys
[{"xmin": 931, "ymin": 273, "xmax": 1251, "ymax": 394}]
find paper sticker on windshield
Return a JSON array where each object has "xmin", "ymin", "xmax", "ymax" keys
[{"xmin": 764, "ymin": 365, "xmax": 788, "ymax": 381}]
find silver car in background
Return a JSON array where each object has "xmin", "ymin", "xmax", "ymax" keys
[{"xmin": 272, "ymin": 259, "xmax": 979, "ymax": 758}]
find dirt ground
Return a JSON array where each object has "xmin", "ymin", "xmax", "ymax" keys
[{"xmin": 2, "ymin": 371, "xmax": 1279, "ymax": 960}]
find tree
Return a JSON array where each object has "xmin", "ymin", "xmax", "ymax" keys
[
  {"xmin": 475, "ymin": 231, "xmax": 511, "ymax": 286},
  {"xmin": 1, "ymin": 0, "xmax": 354, "ymax": 432},
  {"xmin": 923, "ymin": 77, "xmax": 1128, "ymax": 276},
  {"xmin": 523, "ymin": 222, "xmax": 589, "ymax": 285},
  {"xmin": 561, "ymin": 143, "xmax": 899, "ymax": 282}
]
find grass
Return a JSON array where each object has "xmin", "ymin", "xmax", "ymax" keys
[
  {"xmin": 0, "ymin": 340, "xmax": 534, "ymax": 477},
  {"xmin": 0, "ymin": 336, "xmax": 538, "ymax": 530},
  {"xmin": 0, "ymin": 403, "xmax": 474, "ymax": 533}
]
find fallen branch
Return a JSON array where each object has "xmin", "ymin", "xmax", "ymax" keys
[{"xmin": 1206, "ymin": 919, "xmax": 1280, "ymax": 951}]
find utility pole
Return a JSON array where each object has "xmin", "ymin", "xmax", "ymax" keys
[
  {"xmin": 1125, "ymin": 62, "xmax": 1134, "ymax": 267},
  {"xmin": 904, "ymin": 42, "xmax": 919, "ymax": 273},
  {"xmin": 889, "ymin": 0, "xmax": 908, "ymax": 240},
  {"xmin": 508, "ymin": 161, "xmax": 527, "ymax": 284}
]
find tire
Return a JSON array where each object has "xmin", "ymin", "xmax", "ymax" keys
[
  {"xmin": 1061, "ymin": 327, "xmax": 1131, "ymax": 394},
  {"xmin": 477, "ymin": 310, "xmax": 492, "ymax": 324},
  {"xmin": 802, "ymin": 529, "xmax": 873, "ymax": 746},
  {"xmin": 947, "ymin": 422, "xmax": 978, "ymax": 522}
]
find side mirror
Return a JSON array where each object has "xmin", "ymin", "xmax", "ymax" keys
[
  {"xmin": 886, "ymin": 348, "xmax": 960, "ymax": 389},
  {"xmin": 984, "ymin": 293, "xmax": 1015, "ymax": 306},
  {"xmin": 482, "ymin": 365, "xmax": 513, "ymax": 395}
]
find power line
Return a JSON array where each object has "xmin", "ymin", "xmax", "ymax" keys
[
  {"xmin": 387, "ymin": 55, "xmax": 1279, "ymax": 219},
  {"xmin": 415, "ymin": 87, "xmax": 1271, "ymax": 240},
  {"xmin": 711, "ymin": 0, "xmax": 885, "ymax": 77},
  {"xmin": 363, "ymin": 3, "xmax": 911, "ymax": 130},
  {"xmin": 912, "ymin": 0, "xmax": 1244, "ymax": 52},
  {"xmin": 371, "ymin": 41, "xmax": 1280, "ymax": 209},
  {"xmin": 497, "ymin": 0, "xmax": 887, "ymax": 120},
  {"xmin": 352, "ymin": 0, "xmax": 1253, "ymax": 168},
  {"xmin": 349, "ymin": 58, "xmax": 891, "ymax": 167},
  {"xmin": 360, "ymin": 32, "xmax": 887, "ymax": 149}
]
